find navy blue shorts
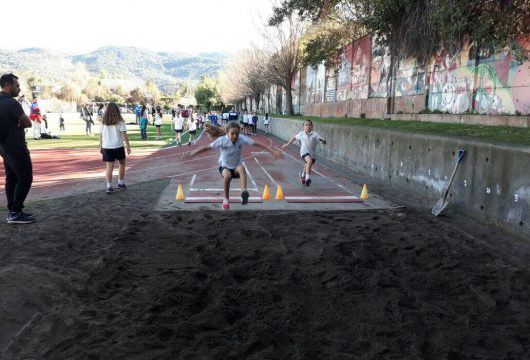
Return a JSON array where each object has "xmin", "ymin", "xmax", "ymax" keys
[
  {"xmin": 301, "ymin": 153, "xmax": 316, "ymax": 164},
  {"xmin": 219, "ymin": 166, "xmax": 240, "ymax": 179},
  {"xmin": 102, "ymin": 147, "xmax": 126, "ymax": 162}
]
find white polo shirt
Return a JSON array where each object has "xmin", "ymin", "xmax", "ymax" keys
[
  {"xmin": 295, "ymin": 131, "xmax": 322, "ymax": 159},
  {"xmin": 210, "ymin": 134, "xmax": 255, "ymax": 169},
  {"xmin": 174, "ymin": 116, "xmax": 184, "ymax": 130},
  {"xmin": 101, "ymin": 122, "xmax": 127, "ymax": 149}
]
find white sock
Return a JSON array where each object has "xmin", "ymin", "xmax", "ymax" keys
[
  {"xmin": 107, "ymin": 182, "xmax": 112, "ymax": 188},
  {"xmin": 118, "ymin": 179, "xmax": 124, "ymax": 185},
  {"xmin": 305, "ymin": 174, "xmax": 310, "ymax": 181}
]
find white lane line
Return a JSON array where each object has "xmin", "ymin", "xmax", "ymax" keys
[
  {"xmin": 189, "ymin": 188, "xmax": 259, "ymax": 192},
  {"xmin": 189, "ymin": 174, "xmax": 197, "ymax": 187},
  {"xmin": 284, "ymin": 196, "xmax": 360, "ymax": 200},
  {"xmin": 312, "ymin": 168, "xmax": 353, "ymax": 194},
  {"xmin": 184, "ymin": 196, "xmax": 262, "ymax": 202},
  {"xmin": 242, "ymin": 161, "xmax": 258, "ymax": 192},
  {"xmin": 253, "ymin": 157, "xmax": 278, "ymax": 187},
  {"xmin": 274, "ymin": 145, "xmax": 354, "ymax": 195}
]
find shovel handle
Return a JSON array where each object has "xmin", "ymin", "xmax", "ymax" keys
[{"xmin": 441, "ymin": 150, "xmax": 466, "ymax": 201}]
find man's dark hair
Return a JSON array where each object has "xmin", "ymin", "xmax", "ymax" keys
[{"xmin": 0, "ymin": 73, "xmax": 18, "ymax": 88}]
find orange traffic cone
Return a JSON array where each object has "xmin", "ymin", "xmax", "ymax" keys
[
  {"xmin": 262, "ymin": 184, "xmax": 270, "ymax": 201},
  {"xmin": 360, "ymin": 184, "xmax": 368, "ymax": 200},
  {"xmin": 176, "ymin": 184, "xmax": 185, "ymax": 201},
  {"xmin": 275, "ymin": 184, "xmax": 284, "ymax": 200}
]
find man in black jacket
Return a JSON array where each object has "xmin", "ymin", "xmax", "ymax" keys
[{"xmin": 0, "ymin": 73, "xmax": 35, "ymax": 224}]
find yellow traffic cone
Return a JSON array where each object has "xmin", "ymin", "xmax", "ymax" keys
[
  {"xmin": 360, "ymin": 184, "xmax": 369, "ymax": 200},
  {"xmin": 262, "ymin": 184, "xmax": 270, "ymax": 201},
  {"xmin": 275, "ymin": 184, "xmax": 284, "ymax": 200},
  {"xmin": 176, "ymin": 184, "xmax": 185, "ymax": 201}
]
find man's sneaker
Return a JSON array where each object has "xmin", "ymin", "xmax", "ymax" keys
[
  {"xmin": 7, "ymin": 212, "xmax": 35, "ymax": 224},
  {"xmin": 106, "ymin": 186, "xmax": 114, "ymax": 194},
  {"xmin": 117, "ymin": 183, "xmax": 127, "ymax": 190},
  {"xmin": 222, "ymin": 199, "xmax": 230, "ymax": 210},
  {"xmin": 299, "ymin": 171, "xmax": 306, "ymax": 186},
  {"xmin": 305, "ymin": 178, "xmax": 312, "ymax": 187},
  {"xmin": 241, "ymin": 191, "xmax": 249, "ymax": 205}
]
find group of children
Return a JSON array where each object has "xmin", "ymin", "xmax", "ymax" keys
[
  {"xmin": 99, "ymin": 102, "xmax": 327, "ymax": 208},
  {"xmin": 239, "ymin": 111, "xmax": 259, "ymax": 136}
]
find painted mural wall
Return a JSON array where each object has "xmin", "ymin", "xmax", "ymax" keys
[
  {"xmin": 428, "ymin": 35, "xmax": 530, "ymax": 115},
  {"xmin": 296, "ymin": 35, "xmax": 530, "ymax": 116},
  {"xmin": 370, "ymin": 38, "xmax": 391, "ymax": 98},
  {"xmin": 352, "ymin": 36, "xmax": 371, "ymax": 100},
  {"xmin": 394, "ymin": 58, "xmax": 425, "ymax": 97},
  {"xmin": 326, "ymin": 67, "xmax": 336, "ymax": 102},
  {"xmin": 315, "ymin": 63, "xmax": 326, "ymax": 103},
  {"xmin": 336, "ymin": 44, "xmax": 353, "ymax": 102}
]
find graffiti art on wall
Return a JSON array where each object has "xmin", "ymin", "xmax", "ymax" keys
[
  {"xmin": 351, "ymin": 36, "xmax": 371, "ymax": 100},
  {"xmin": 326, "ymin": 67, "xmax": 336, "ymax": 102},
  {"xmin": 370, "ymin": 38, "xmax": 391, "ymax": 98},
  {"xmin": 336, "ymin": 44, "xmax": 353, "ymax": 101},
  {"xmin": 316, "ymin": 63, "xmax": 326, "ymax": 103},
  {"xmin": 428, "ymin": 35, "xmax": 530, "ymax": 115},
  {"xmin": 394, "ymin": 58, "xmax": 425, "ymax": 97}
]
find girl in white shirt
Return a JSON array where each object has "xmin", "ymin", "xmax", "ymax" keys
[
  {"xmin": 99, "ymin": 103, "xmax": 131, "ymax": 194},
  {"xmin": 173, "ymin": 113, "xmax": 185, "ymax": 146},
  {"xmin": 154, "ymin": 111, "xmax": 162, "ymax": 140},
  {"xmin": 187, "ymin": 117, "xmax": 197, "ymax": 146}
]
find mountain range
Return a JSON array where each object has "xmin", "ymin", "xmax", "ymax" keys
[{"xmin": 0, "ymin": 47, "xmax": 228, "ymax": 91}]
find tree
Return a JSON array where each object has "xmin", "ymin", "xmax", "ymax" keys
[
  {"xmin": 128, "ymin": 88, "xmax": 147, "ymax": 104},
  {"xmin": 145, "ymin": 80, "xmax": 162, "ymax": 104},
  {"xmin": 271, "ymin": 0, "xmax": 530, "ymax": 63},
  {"xmin": 262, "ymin": 14, "xmax": 306, "ymax": 115},
  {"xmin": 220, "ymin": 48, "xmax": 269, "ymax": 109},
  {"xmin": 195, "ymin": 76, "xmax": 222, "ymax": 111}
]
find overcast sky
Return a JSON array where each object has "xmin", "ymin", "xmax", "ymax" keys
[{"xmin": 4, "ymin": 0, "xmax": 273, "ymax": 54}]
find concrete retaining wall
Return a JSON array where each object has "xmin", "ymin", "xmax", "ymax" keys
[
  {"xmin": 391, "ymin": 113, "xmax": 530, "ymax": 128},
  {"xmin": 260, "ymin": 116, "xmax": 530, "ymax": 238}
]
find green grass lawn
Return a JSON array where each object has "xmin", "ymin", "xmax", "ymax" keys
[
  {"xmin": 272, "ymin": 114, "xmax": 530, "ymax": 147},
  {"xmin": 27, "ymin": 123, "xmax": 202, "ymax": 150}
]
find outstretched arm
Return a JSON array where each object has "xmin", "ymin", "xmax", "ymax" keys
[
  {"xmin": 281, "ymin": 136, "xmax": 297, "ymax": 150},
  {"xmin": 319, "ymin": 137, "xmax": 327, "ymax": 145},
  {"xmin": 182, "ymin": 145, "xmax": 211, "ymax": 159}
]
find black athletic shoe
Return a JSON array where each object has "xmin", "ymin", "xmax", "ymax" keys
[
  {"xmin": 241, "ymin": 191, "xmax": 250, "ymax": 205},
  {"xmin": 7, "ymin": 212, "xmax": 35, "ymax": 224},
  {"xmin": 305, "ymin": 178, "xmax": 312, "ymax": 187}
]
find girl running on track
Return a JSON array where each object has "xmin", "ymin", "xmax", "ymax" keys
[
  {"xmin": 264, "ymin": 113, "xmax": 270, "ymax": 134},
  {"xmin": 173, "ymin": 112, "xmax": 184, "ymax": 146},
  {"xmin": 187, "ymin": 116, "xmax": 197, "ymax": 146},
  {"xmin": 154, "ymin": 110, "xmax": 162, "ymax": 140},
  {"xmin": 99, "ymin": 102, "xmax": 131, "ymax": 194},
  {"xmin": 281, "ymin": 120, "xmax": 326, "ymax": 187},
  {"xmin": 184, "ymin": 123, "xmax": 281, "ymax": 210}
]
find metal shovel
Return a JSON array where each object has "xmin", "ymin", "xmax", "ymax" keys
[{"xmin": 432, "ymin": 149, "xmax": 466, "ymax": 216}]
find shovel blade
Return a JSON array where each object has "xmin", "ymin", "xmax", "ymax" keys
[{"xmin": 432, "ymin": 198, "xmax": 448, "ymax": 216}]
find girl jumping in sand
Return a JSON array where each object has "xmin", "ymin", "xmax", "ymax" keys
[
  {"xmin": 282, "ymin": 119, "xmax": 326, "ymax": 187},
  {"xmin": 99, "ymin": 103, "xmax": 131, "ymax": 194},
  {"xmin": 184, "ymin": 123, "xmax": 281, "ymax": 210}
]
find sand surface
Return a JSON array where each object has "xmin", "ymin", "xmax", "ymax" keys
[{"xmin": 1, "ymin": 180, "xmax": 530, "ymax": 359}]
